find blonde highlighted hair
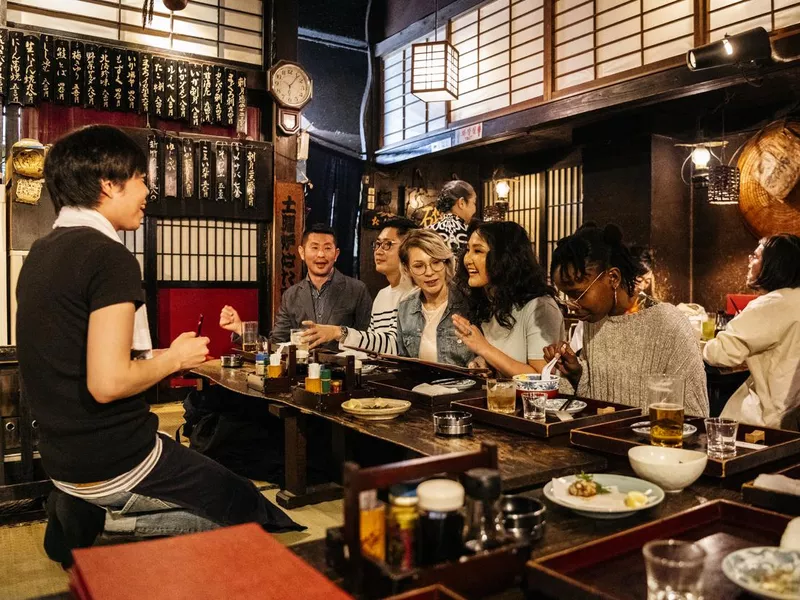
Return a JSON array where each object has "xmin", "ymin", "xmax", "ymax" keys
[{"xmin": 399, "ymin": 229, "xmax": 456, "ymax": 282}]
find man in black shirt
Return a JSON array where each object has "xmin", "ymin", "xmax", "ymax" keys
[{"xmin": 17, "ymin": 125, "xmax": 300, "ymax": 564}]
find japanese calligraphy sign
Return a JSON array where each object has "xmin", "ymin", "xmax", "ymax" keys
[
  {"xmin": 23, "ymin": 35, "xmax": 39, "ymax": 106},
  {"xmin": 68, "ymin": 40, "xmax": 83, "ymax": 106},
  {"xmin": 152, "ymin": 56, "xmax": 165, "ymax": 117},
  {"xmin": 236, "ymin": 71, "xmax": 248, "ymax": 135},
  {"xmin": 125, "ymin": 50, "xmax": 139, "ymax": 112},
  {"xmin": 230, "ymin": 142, "xmax": 244, "ymax": 208},
  {"xmin": 197, "ymin": 140, "xmax": 213, "ymax": 201},
  {"xmin": 165, "ymin": 58, "xmax": 177, "ymax": 119},
  {"xmin": 97, "ymin": 46, "xmax": 111, "ymax": 109},
  {"xmin": 188, "ymin": 63, "xmax": 202, "ymax": 128},
  {"xmin": 201, "ymin": 64, "xmax": 214, "ymax": 125},
  {"xmin": 147, "ymin": 134, "xmax": 161, "ymax": 205},
  {"xmin": 139, "ymin": 53, "xmax": 151, "ymax": 113},
  {"xmin": 84, "ymin": 43, "xmax": 98, "ymax": 108},
  {"xmin": 111, "ymin": 48, "xmax": 125, "ymax": 110},
  {"xmin": 181, "ymin": 138, "xmax": 195, "ymax": 200},
  {"xmin": 8, "ymin": 32, "xmax": 24, "ymax": 105},
  {"xmin": 0, "ymin": 31, "xmax": 7, "ymax": 99},
  {"xmin": 164, "ymin": 136, "xmax": 179, "ymax": 201},
  {"xmin": 273, "ymin": 182, "xmax": 305, "ymax": 322},
  {"xmin": 177, "ymin": 61, "xmax": 188, "ymax": 121},
  {"xmin": 215, "ymin": 142, "xmax": 229, "ymax": 203}
]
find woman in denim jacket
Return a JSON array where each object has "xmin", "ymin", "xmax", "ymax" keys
[{"xmin": 396, "ymin": 230, "xmax": 475, "ymax": 367}]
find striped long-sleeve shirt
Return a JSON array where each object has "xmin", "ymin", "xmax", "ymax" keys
[{"xmin": 340, "ymin": 279, "xmax": 416, "ymax": 355}]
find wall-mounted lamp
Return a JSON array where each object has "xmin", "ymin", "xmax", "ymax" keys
[
  {"xmin": 691, "ymin": 146, "xmax": 711, "ymax": 169},
  {"xmin": 686, "ymin": 27, "xmax": 772, "ymax": 71},
  {"xmin": 677, "ymin": 141, "xmax": 740, "ymax": 204},
  {"xmin": 495, "ymin": 180, "xmax": 511, "ymax": 201}
]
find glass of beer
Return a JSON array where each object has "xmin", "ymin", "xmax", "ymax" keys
[
  {"xmin": 487, "ymin": 379, "xmax": 517, "ymax": 414},
  {"xmin": 242, "ymin": 321, "xmax": 259, "ymax": 353},
  {"xmin": 647, "ymin": 375, "xmax": 685, "ymax": 448}
]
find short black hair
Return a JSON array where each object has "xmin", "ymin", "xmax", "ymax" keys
[
  {"xmin": 381, "ymin": 216, "xmax": 419, "ymax": 237},
  {"xmin": 436, "ymin": 180, "xmax": 476, "ymax": 213},
  {"xmin": 44, "ymin": 125, "xmax": 147, "ymax": 213},
  {"xmin": 629, "ymin": 245, "xmax": 655, "ymax": 273},
  {"xmin": 550, "ymin": 223, "xmax": 646, "ymax": 296},
  {"xmin": 301, "ymin": 223, "xmax": 338, "ymax": 246},
  {"xmin": 752, "ymin": 234, "xmax": 800, "ymax": 291}
]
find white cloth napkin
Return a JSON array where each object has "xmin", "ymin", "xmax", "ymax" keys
[
  {"xmin": 753, "ymin": 474, "xmax": 800, "ymax": 497},
  {"xmin": 412, "ymin": 383, "xmax": 458, "ymax": 397},
  {"xmin": 781, "ymin": 517, "xmax": 800, "ymax": 550},
  {"xmin": 53, "ymin": 207, "xmax": 152, "ymax": 357}
]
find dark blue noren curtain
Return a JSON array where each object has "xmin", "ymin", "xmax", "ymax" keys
[{"xmin": 305, "ymin": 142, "xmax": 364, "ymax": 277}]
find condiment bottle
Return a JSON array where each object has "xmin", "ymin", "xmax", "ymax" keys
[
  {"xmin": 321, "ymin": 368, "xmax": 332, "ymax": 394},
  {"xmin": 267, "ymin": 352, "xmax": 283, "ymax": 378},
  {"xmin": 354, "ymin": 359, "xmax": 363, "ymax": 388},
  {"xmin": 305, "ymin": 363, "xmax": 322, "ymax": 393},
  {"xmin": 359, "ymin": 490, "xmax": 385, "ymax": 561},
  {"xmin": 331, "ymin": 380, "xmax": 343, "ymax": 394},
  {"xmin": 462, "ymin": 468, "xmax": 507, "ymax": 553},
  {"xmin": 387, "ymin": 484, "xmax": 418, "ymax": 570},
  {"xmin": 416, "ymin": 479, "xmax": 465, "ymax": 566},
  {"xmin": 254, "ymin": 352, "xmax": 266, "ymax": 376}
]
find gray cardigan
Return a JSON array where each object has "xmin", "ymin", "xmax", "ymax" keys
[{"xmin": 270, "ymin": 269, "xmax": 372, "ymax": 351}]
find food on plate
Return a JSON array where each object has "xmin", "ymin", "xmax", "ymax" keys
[
  {"xmin": 569, "ymin": 473, "xmax": 611, "ymax": 497},
  {"xmin": 624, "ymin": 491, "xmax": 648, "ymax": 508}
]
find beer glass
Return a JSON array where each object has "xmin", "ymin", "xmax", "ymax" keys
[
  {"xmin": 242, "ymin": 321, "xmax": 259, "ymax": 353},
  {"xmin": 647, "ymin": 375, "xmax": 685, "ymax": 448}
]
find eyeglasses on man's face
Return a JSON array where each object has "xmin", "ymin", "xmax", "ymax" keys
[
  {"xmin": 564, "ymin": 270, "xmax": 606, "ymax": 310},
  {"xmin": 372, "ymin": 239, "xmax": 398, "ymax": 252},
  {"xmin": 409, "ymin": 258, "xmax": 446, "ymax": 276}
]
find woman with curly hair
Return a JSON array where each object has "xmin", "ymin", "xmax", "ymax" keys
[{"xmin": 452, "ymin": 221, "xmax": 565, "ymax": 377}]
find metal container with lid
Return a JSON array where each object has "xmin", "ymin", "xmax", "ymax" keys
[
  {"xmin": 463, "ymin": 468, "xmax": 508, "ymax": 553},
  {"xmin": 499, "ymin": 495, "xmax": 546, "ymax": 542},
  {"xmin": 416, "ymin": 479, "xmax": 466, "ymax": 566},
  {"xmin": 433, "ymin": 411, "xmax": 473, "ymax": 436},
  {"xmin": 220, "ymin": 354, "xmax": 244, "ymax": 368}
]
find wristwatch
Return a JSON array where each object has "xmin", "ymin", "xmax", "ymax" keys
[{"xmin": 338, "ymin": 326, "xmax": 348, "ymax": 343}]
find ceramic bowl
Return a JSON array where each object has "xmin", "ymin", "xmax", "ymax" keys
[
  {"xmin": 513, "ymin": 373, "xmax": 560, "ymax": 398},
  {"xmin": 628, "ymin": 446, "xmax": 707, "ymax": 493}
]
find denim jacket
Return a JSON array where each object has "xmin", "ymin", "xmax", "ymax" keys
[{"xmin": 395, "ymin": 287, "xmax": 475, "ymax": 367}]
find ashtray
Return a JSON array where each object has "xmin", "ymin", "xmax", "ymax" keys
[
  {"xmin": 221, "ymin": 354, "xmax": 244, "ymax": 368},
  {"xmin": 433, "ymin": 411, "xmax": 473, "ymax": 437},
  {"xmin": 500, "ymin": 495, "xmax": 546, "ymax": 542}
]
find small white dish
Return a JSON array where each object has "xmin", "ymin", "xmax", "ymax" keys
[
  {"xmin": 722, "ymin": 547, "xmax": 800, "ymax": 600},
  {"xmin": 544, "ymin": 398, "xmax": 587, "ymax": 415},
  {"xmin": 630, "ymin": 420, "xmax": 698, "ymax": 439},
  {"xmin": 628, "ymin": 446, "xmax": 707, "ymax": 493},
  {"xmin": 341, "ymin": 398, "xmax": 411, "ymax": 421},
  {"xmin": 543, "ymin": 474, "xmax": 664, "ymax": 519}
]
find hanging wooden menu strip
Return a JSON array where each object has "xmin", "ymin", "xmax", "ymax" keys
[
  {"xmin": 23, "ymin": 35, "xmax": 39, "ymax": 106},
  {"xmin": 152, "ymin": 56, "xmax": 165, "ymax": 117},
  {"xmin": 245, "ymin": 146, "xmax": 257, "ymax": 209},
  {"xmin": 39, "ymin": 35, "xmax": 53, "ymax": 102},
  {"xmin": 68, "ymin": 40, "xmax": 83, "ymax": 107},
  {"xmin": 177, "ymin": 61, "xmax": 188, "ymax": 121},
  {"xmin": 181, "ymin": 138, "xmax": 195, "ymax": 200},
  {"xmin": 147, "ymin": 133, "xmax": 161, "ymax": 205},
  {"xmin": 84, "ymin": 43, "xmax": 98, "ymax": 108},
  {"xmin": 224, "ymin": 68, "xmax": 236, "ymax": 127},
  {"xmin": 201, "ymin": 64, "xmax": 213, "ymax": 124},
  {"xmin": 230, "ymin": 142, "xmax": 244, "ymax": 208},
  {"xmin": 98, "ymin": 46, "xmax": 111, "ymax": 109},
  {"xmin": 163, "ymin": 137, "xmax": 179, "ymax": 201},
  {"xmin": 213, "ymin": 65, "xmax": 224, "ymax": 125},
  {"xmin": 139, "ymin": 54, "xmax": 151, "ymax": 114},
  {"xmin": 165, "ymin": 59, "xmax": 177, "ymax": 119},
  {"xmin": 0, "ymin": 30, "xmax": 8, "ymax": 100},
  {"xmin": 197, "ymin": 141, "xmax": 213, "ymax": 202},
  {"xmin": 236, "ymin": 72, "xmax": 248, "ymax": 135},
  {"xmin": 53, "ymin": 38, "xmax": 69, "ymax": 105},
  {"xmin": 111, "ymin": 49, "xmax": 125, "ymax": 110},
  {"xmin": 8, "ymin": 32, "xmax": 25, "ymax": 105},
  {"xmin": 215, "ymin": 142, "xmax": 229, "ymax": 202},
  {"xmin": 125, "ymin": 50, "xmax": 138, "ymax": 112},
  {"xmin": 188, "ymin": 63, "xmax": 202, "ymax": 128}
]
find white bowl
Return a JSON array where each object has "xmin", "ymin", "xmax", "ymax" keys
[{"xmin": 628, "ymin": 446, "xmax": 707, "ymax": 493}]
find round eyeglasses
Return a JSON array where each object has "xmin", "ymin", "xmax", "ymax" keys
[{"xmin": 409, "ymin": 259, "xmax": 446, "ymax": 276}]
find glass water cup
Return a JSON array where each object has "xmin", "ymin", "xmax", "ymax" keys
[
  {"xmin": 290, "ymin": 327, "xmax": 309, "ymax": 352},
  {"xmin": 522, "ymin": 391, "xmax": 548, "ymax": 422},
  {"xmin": 643, "ymin": 539, "xmax": 707, "ymax": 600},
  {"xmin": 647, "ymin": 375, "xmax": 685, "ymax": 448},
  {"xmin": 241, "ymin": 321, "xmax": 259, "ymax": 353},
  {"xmin": 704, "ymin": 417, "xmax": 738, "ymax": 459},
  {"xmin": 486, "ymin": 379, "xmax": 517, "ymax": 414}
]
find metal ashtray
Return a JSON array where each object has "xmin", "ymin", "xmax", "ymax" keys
[
  {"xmin": 220, "ymin": 354, "xmax": 244, "ymax": 368},
  {"xmin": 433, "ymin": 411, "xmax": 473, "ymax": 436},
  {"xmin": 500, "ymin": 495, "xmax": 546, "ymax": 542}
]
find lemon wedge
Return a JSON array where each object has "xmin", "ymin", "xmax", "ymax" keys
[{"xmin": 624, "ymin": 491, "xmax": 648, "ymax": 508}]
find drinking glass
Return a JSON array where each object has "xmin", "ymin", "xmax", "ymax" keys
[
  {"xmin": 700, "ymin": 319, "xmax": 716, "ymax": 341},
  {"xmin": 647, "ymin": 375, "xmax": 685, "ymax": 448},
  {"xmin": 704, "ymin": 417, "xmax": 738, "ymax": 459},
  {"xmin": 643, "ymin": 540, "xmax": 706, "ymax": 600},
  {"xmin": 486, "ymin": 379, "xmax": 517, "ymax": 414},
  {"xmin": 242, "ymin": 321, "xmax": 259, "ymax": 353},
  {"xmin": 522, "ymin": 392, "xmax": 548, "ymax": 422},
  {"xmin": 290, "ymin": 327, "xmax": 309, "ymax": 352}
]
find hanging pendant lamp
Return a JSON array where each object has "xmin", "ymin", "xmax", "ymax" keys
[{"xmin": 411, "ymin": 0, "xmax": 459, "ymax": 103}]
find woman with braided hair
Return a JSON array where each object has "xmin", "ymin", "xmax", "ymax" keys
[
  {"xmin": 426, "ymin": 180, "xmax": 477, "ymax": 256},
  {"xmin": 543, "ymin": 223, "xmax": 709, "ymax": 416}
]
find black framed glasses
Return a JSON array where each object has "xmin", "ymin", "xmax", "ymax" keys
[
  {"xmin": 409, "ymin": 259, "xmax": 446, "ymax": 276},
  {"xmin": 372, "ymin": 240, "xmax": 398, "ymax": 252}
]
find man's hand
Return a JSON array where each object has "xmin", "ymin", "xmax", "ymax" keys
[
  {"xmin": 219, "ymin": 305, "xmax": 242, "ymax": 335},
  {"xmin": 167, "ymin": 332, "xmax": 211, "ymax": 371},
  {"xmin": 301, "ymin": 320, "xmax": 341, "ymax": 349}
]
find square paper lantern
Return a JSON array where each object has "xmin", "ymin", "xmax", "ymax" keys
[{"xmin": 411, "ymin": 41, "xmax": 459, "ymax": 103}]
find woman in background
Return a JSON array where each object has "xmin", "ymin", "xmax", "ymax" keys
[
  {"xmin": 452, "ymin": 221, "xmax": 564, "ymax": 377},
  {"xmin": 705, "ymin": 234, "xmax": 800, "ymax": 430}
]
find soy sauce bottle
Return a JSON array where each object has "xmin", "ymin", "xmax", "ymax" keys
[{"xmin": 415, "ymin": 479, "xmax": 465, "ymax": 566}]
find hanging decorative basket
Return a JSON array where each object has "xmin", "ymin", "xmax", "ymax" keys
[{"xmin": 707, "ymin": 164, "xmax": 740, "ymax": 205}]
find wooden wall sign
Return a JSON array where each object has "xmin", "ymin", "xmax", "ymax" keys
[
  {"xmin": 68, "ymin": 40, "xmax": 82, "ymax": 106},
  {"xmin": 111, "ymin": 48, "xmax": 125, "ymax": 110},
  {"xmin": 84, "ymin": 43, "xmax": 97, "ymax": 108},
  {"xmin": 272, "ymin": 182, "xmax": 305, "ymax": 325},
  {"xmin": 165, "ymin": 58, "xmax": 177, "ymax": 119},
  {"xmin": 8, "ymin": 32, "xmax": 24, "ymax": 105},
  {"xmin": 147, "ymin": 133, "xmax": 161, "ymax": 206},
  {"xmin": 98, "ymin": 46, "xmax": 111, "ymax": 109},
  {"xmin": 139, "ymin": 53, "xmax": 151, "ymax": 113},
  {"xmin": 188, "ymin": 64, "xmax": 202, "ymax": 127},
  {"xmin": 23, "ymin": 35, "xmax": 39, "ymax": 106},
  {"xmin": 0, "ymin": 31, "xmax": 8, "ymax": 99},
  {"xmin": 201, "ymin": 64, "xmax": 213, "ymax": 124},
  {"xmin": 125, "ymin": 50, "xmax": 139, "ymax": 112}
]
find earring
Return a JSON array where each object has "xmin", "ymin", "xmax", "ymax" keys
[{"xmin": 613, "ymin": 286, "xmax": 618, "ymax": 308}]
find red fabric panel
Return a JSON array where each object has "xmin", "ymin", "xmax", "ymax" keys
[
  {"xmin": 157, "ymin": 287, "xmax": 258, "ymax": 359},
  {"xmin": 70, "ymin": 523, "xmax": 354, "ymax": 600},
  {"xmin": 726, "ymin": 294, "xmax": 758, "ymax": 315}
]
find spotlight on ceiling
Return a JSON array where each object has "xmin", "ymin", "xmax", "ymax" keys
[{"xmin": 686, "ymin": 27, "xmax": 772, "ymax": 71}]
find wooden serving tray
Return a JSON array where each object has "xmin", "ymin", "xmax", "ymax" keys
[
  {"xmin": 742, "ymin": 462, "xmax": 800, "ymax": 515},
  {"xmin": 570, "ymin": 415, "xmax": 800, "ymax": 477},
  {"xmin": 451, "ymin": 396, "xmax": 641, "ymax": 438},
  {"xmin": 368, "ymin": 377, "xmax": 486, "ymax": 412},
  {"xmin": 527, "ymin": 500, "xmax": 793, "ymax": 600}
]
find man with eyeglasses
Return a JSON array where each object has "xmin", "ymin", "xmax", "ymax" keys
[
  {"xmin": 302, "ymin": 218, "xmax": 418, "ymax": 354},
  {"xmin": 220, "ymin": 224, "xmax": 372, "ymax": 351}
]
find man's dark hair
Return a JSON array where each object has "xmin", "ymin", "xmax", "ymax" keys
[
  {"xmin": 301, "ymin": 223, "xmax": 338, "ymax": 246},
  {"xmin": 752, "ymin": 233, "xmax": 800, "ymax": 292},
  {"xmin": 44, "ymin": 125, "xmax": 147, "ymax": 214},
  {"xmin": 436, "ymin": 180, "xmax": 475, "ymax": 213},
  {"xmin": 629, "ymin": 245, "xmax": 655, "ymax": 273},
  {"xmin": 381, "ymin": 216, "xmax": 419, "ymax": 237},
  {"xmin": 550, "ymin": 222, "xmax": 647, "ymax": 297},
  {"xmin": 456, "ymin": 221, "xmax": 555, "ymax": 329}
]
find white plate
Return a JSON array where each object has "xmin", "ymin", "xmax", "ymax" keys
[
  {"xmin": 341, "ymin": 398, "xmax": 411, "ymax": 421},
  {"xmin": 722, "ymin": 547, "xmax": 800, "ymax": 600},
  {"xmin": 630, "ymin": 421, "xmax": 698, "ymax": 439},
  {"xmin": 544, "ymin": 399, "xmax": 587, "ymax": 414},
  {"xmin": 430, "ymin": 378, "xmax": 477, "ymax": 391},
  {"xmin": 543, "ymin": 474, "xmax": 665, "ymax": 519}
]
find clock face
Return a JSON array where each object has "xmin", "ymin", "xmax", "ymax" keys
[{"xmin": 270, "ymin": 64, "xmax": 312, "ymax": 109}]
